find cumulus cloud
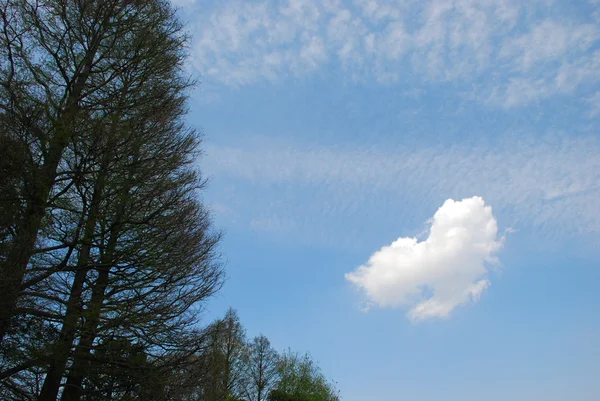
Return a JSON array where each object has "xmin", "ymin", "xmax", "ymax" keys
[{"xmin": 345, "ymin": 197, "xmax": 502, "ymax": 321}]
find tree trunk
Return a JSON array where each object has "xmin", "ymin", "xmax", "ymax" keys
[
  {"xmin": 61, "ymin": 161, "xmax": 130, "ymax": 401},
  {"xmin": 59, "ymin": 266, "xmax": 109, "ymax": 401},
  {"xmin": 38, "ymin": 158, "xmax": 108, "ymax": 401}
]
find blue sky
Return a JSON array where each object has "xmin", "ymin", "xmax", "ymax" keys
[{"xmin": 173, "ymin": 0, "xmax": 600, "ymax": 400}]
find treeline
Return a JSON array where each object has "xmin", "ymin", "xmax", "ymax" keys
[
  {"xmin": 180, "ymin": 308, "xmax": 340, "ymax": 401},
  {"xmin": 0, "ymin": 0, "xmax": 338, "ymax": 400}
]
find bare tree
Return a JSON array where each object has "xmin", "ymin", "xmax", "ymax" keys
[
  {"xmin": 59, "ymin": 135, "xmax": 223, "ymax": 401},
  {"xmin": 242, "ymin": 335, "xmax": 280, "ymax": 401},
  {"xmin": 0, "ymin": 2, "xmax": 226, "ymax": 400},
  {"xmin": 193, "ymin": 308, "xmax": 247, "ymax": 401},
  {"xmin": 221, "ymin": 309, "xmax": 247, "ymax": 398},
  {"xmin": 0, "ymin": 0, "xmax": 190, "ymax": 343}
]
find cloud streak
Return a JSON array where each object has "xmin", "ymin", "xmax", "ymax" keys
[
  {"xmin": 345, "ymin": 196, "xmax": 502, "ymax": 321},
  {"xmin": 202, "ymin": 133, "xmax": 600, "ymax": 246}
]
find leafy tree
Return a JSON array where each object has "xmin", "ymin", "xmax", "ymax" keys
[{"xmin": 269, "ymin": 351, "xmax": 340, "ymax": 401}]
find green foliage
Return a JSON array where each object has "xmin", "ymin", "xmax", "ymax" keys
[
  {"xmin": 224, "ymin": 396, "xmax": 247, "ymax": 401},
  {"xmin": 271, "ymin": 351, "xmax": 340, "ymax": 401},
  {"xmin": 268, "ymin": 389, "xmax": 309, "ymax": 401}
]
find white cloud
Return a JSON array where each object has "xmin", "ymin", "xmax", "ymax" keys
[
  {"xmin": 189, "ymin": 0, "xmax": 324, "ymax": 86},
  {"xmin": 500, "ymin": 20, "xmax": 598, "ymax": 72},
  {"xmin": 299, "ymin": 35, "xmax": 327, "ymax": 70},
  {"xmin": 346, "ymin": 196, "xmax": 502, "ymax": 321},
  {"xmin": 485, "ymin": 19, "xmax": 600, "ymax": 107},
  {"xmin": 187, "ymin": 0, "xmax": 600, "ymax": 106}
]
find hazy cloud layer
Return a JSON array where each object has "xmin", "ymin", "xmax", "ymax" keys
[
  {"xmin": 346, "ymin": 197, "xmax": 501, "ymax": 321},
  {"xmin": 184, "ymin": 0, "xmax": 600, "ymax": 108},
  {"xmin": 203, "ymin": 133, "xmax": 600, "ymax": 246}
]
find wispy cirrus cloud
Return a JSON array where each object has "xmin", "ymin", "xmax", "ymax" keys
[
  {"xmin": 185, "ymin": 0, "xmax": 600, "ymax": 107},
  {"xmin": 202, "ymin": 132, "xmax": 600, "ymax": 247}
]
